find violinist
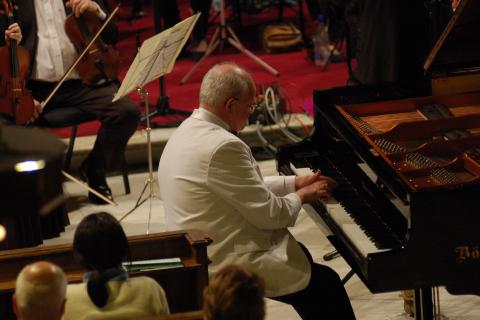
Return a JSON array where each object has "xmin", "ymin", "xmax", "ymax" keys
[{"xmin": 0, "ymin": 0, "xmax": 140, "ymax": 205}]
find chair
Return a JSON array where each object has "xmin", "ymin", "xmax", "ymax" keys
[{"xmin": 37, "ymin": 107, "xmax": 130, "ymax": 194}]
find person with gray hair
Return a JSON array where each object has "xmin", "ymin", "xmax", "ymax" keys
[
  {"xmin": 13, "ymin": 261, "xmax": 67, "ymax": 320},
  {"xmin": 158, "ymin": 62, "xmax": 356, "ymax": 319}
]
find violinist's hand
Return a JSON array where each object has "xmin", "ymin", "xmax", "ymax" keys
[
  {"xmin": 4, "ymin": 23, "xmax": 22, "ymax": 44},
  {"xmin": 452, "ymin": 0, "xmax": 460, "ymax": 11},
  {"xmin": 66, "ymin": 0, "xmax": 101, "ymax": 18},
  {"xmin": 27, "ymin": 99, "xmax": 43, "ymax": 125}
]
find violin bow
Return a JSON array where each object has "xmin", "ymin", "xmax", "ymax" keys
[{"xmin": 40, "ymin": 2, "xmax": 121, "ymax": 110}]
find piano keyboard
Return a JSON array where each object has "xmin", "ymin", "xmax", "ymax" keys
[{"xmin": 290, "ymin": 163, "xmax": 396, "ymax": 258}]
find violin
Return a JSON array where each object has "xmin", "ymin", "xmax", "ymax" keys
[
  {"xmin": 64, "ymin": 3, "xmax": 122, "ymax": 87},
  {"xmin": 0, "ymin": 0, "xmax": 35, "ymax": 124},
  {"xmin": 41, "ymin": 3, "xmax": 121, "ymax": 110}
]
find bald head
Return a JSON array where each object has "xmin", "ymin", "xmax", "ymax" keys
[
  {"xmin": 199, "ymin": 62, "xmax": 255, "ymax": 111},
  {"xmin": 14, "ymin": 261, "xmax": 67, "ymax": 320}
]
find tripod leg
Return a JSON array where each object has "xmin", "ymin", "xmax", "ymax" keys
[
  {"xmin": 226, "ymin": 25, "xmax": 241, "ymax": 44},
  {"xmin": 180, "ymin": 29, "xmax": 221, "ymax": 84},
  {"xmin": 226, "ymin": 31, "xmax": 279, "ymax": 76},
  {"xmin": 119, "ymin": 179, "xmax": 150, "ymax": 221}
]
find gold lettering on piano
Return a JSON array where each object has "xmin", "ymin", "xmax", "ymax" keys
[{"xmin": 455, "ymin": 246, "xmax": 480, "ymax": 263}]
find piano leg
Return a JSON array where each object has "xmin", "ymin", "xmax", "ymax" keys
[
  {"xmin": 342, "ymin": 270, "xmax": 355, "ymax": 285},
  {"xmin": 414, "ymin": 288, "xmax": 434, "ymax": 320},
  {"xmin": 322, "ymin": 250, "xmax": 354, "ymax": 284}
]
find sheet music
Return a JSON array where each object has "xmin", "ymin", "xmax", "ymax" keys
[{"xmin": 113, "ymin": 13, "xmax": 200, "ymax": 102}]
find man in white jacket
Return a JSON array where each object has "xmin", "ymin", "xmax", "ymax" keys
[{"xmin": 158, "ymin": 62, "xmax": 356, "ymax": 319}]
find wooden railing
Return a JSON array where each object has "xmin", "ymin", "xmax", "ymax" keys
[{"xmin": 0, "ymin": 229, "xmax": 212, "ymax": 319}]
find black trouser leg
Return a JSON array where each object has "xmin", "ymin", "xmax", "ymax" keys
[
  {"xmin": 71, "ymin": 83, "xmax": 140, "ymax": 171},
  {"xmin": 33, "ymin": 80, "xmax": 140, "ymax": 172},
  {"xmin": 271, "ymin": 243, "xmax": 356, "ymax": 320}
]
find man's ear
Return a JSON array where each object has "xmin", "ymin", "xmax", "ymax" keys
[
  {"xmin": 225, "ymin": 98, "xmax": 235, "ymax": 113},
  {"xmin": 12, "ymin": 294, "xmax": 19, "ymax": 317},
  {"xmin": 58, "ymin": 298, "xmax": 66, "ymax": 320}
]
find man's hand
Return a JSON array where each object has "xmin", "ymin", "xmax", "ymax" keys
[
  {"xmin": 4, "ymin": 23, "xmax": 22, "ymax": 44},
  {"xmin": 295, "ymin": 173, "xmax": 337, "ymax": 204},
  {"xmin": 66, "ymin": 0, "xmax": 100, "ymax": 17},
  {"xmin": 295, "ymin": 171, "xmax": 337, "ymax": 190},
  {"xmin": 26, "ymin": 99, "xmax": 43, "ymax": 124}
]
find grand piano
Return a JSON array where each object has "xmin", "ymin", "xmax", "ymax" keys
[{"xmin": 277, "ymin": 1, "xmax": 480, "ymax": 319}]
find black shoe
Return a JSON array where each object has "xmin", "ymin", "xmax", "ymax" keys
[{"xmin": 79, "ymin": 162, "xmax": 114, "ymax": 205}]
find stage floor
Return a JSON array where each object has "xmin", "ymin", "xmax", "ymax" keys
[{"xmin": 43, "ymin": 159, "xmax": 480, "ymax": 320}]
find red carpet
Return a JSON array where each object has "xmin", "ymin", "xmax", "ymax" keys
[{"xmin": 50, "ymin": 1, "xmax": 350, "ymax": 138}]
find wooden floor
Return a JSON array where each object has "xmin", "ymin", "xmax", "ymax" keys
[{"xmin": 45, "ymin": 160, "xmax": 480, "ymax": 320}]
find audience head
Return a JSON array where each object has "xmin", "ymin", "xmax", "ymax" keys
[
  {"xmin": 13, "ymin": 261, "xmax": 67, "ymax": 320},
  {"xmin": 199, "ymin": 62, "xmax": 256, "ymax": 132},
  {"xmin": 203, "ymin": 265, "xmax": 266, "ymax": 320},
  {"xmin": 73, "ymin": 212, "xmax": 128, "ymax": 307}
]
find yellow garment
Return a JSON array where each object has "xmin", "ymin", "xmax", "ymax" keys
[{"xmin": 63, "ymin": 276, "xmax": 169, "ymax": 320}]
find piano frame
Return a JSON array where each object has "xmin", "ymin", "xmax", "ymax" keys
[{"xmin": 277, "ymin": 1, "xmax": 480, "ymax": 317}]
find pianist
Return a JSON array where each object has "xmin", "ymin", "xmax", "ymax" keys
[{"xmin": 158, "ymin": 62, "xmax": 356, "ymax": 319}]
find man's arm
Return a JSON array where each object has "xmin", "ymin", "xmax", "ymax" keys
[
  {"xmin": 265, "ymin": 172, "xmax": 337, "ymax": 200},
  {"xmin": 207, "ymin": 140, "xmax": 302, "ymax": 230},
  {"xmin": 65, "ymin": 0, "xmax": 119, "ymax": 44},
  {"xmin": 263, "ymin": 175, "xmax": 296, "ymax": 196}
]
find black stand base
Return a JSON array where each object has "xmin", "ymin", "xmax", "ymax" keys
[{"xmin": 140, "ymin": 95, "xmax": 191, "ymax": 128}]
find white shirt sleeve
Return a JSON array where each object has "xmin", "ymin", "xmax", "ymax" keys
[
  {"xmin": 264, "ymin": 175, "xmax": 296, "ymax": 196},
  {"xmin": 207, "ymin": 140, "xmax": 302, "ymax": 230}
]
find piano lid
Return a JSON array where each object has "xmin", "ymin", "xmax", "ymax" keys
[{"xmin": 424, "ymin": 0, "xmax": 480, "ymax": 77}]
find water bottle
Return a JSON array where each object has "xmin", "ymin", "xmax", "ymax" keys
[
  {"xmin": 212, "ymin": 0, "xmax": 222, "ymax": 12},
  {"xmin": 312, "ymin": 15, "xmax": 330, "ymax": 67}
]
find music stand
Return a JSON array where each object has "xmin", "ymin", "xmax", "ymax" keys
[
  {"xmin": 180, "ymin": 0, "xmax": 280, "ymax": 84},
  {"xmin": 146, "ymin": 0, "xmax": 191, "ymax": 125},
  {"xmin": 114, "ymin": 13, "xmax": 200, "ymax": 232}
]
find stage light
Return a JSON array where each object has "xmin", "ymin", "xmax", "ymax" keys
[
  {"xmin": 0, "ymin": 224, "xmax": 6, "ymax": 242},
  {"xmin": 14, "ymin": 160, "xmax": 46, "ymax": 172}
]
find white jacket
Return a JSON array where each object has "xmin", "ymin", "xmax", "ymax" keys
[{"xmin": 158, "ymin": 108, "xmax": 310, "ymax": 297}]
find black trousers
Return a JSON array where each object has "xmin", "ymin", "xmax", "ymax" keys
[
  {"xmin": 31, "ymin": 79, "xmax": 140, "ymax": 172},
  {"xmin": 271, "ymin": 243, "xmax": 356, "ymax": 320}
]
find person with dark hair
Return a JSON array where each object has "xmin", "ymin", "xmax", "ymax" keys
[
  {"xmin": 203, "ymin": 265, "xmax": 266, "ymax": 320},
  {"xmin": 63, "ymin": 212, "xmax": 169, "ymax": 319}
]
